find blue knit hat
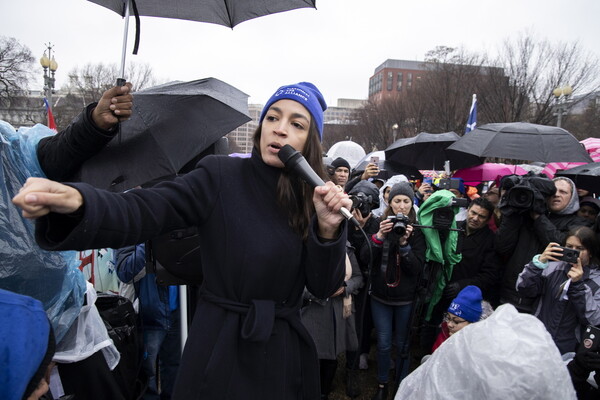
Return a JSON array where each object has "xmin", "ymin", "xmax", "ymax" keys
[
  {"xmin": 448, "ymin": 285, "xmax": 483, "ymax": 323},
  {"xmin": 0, "ymin": 289, "xmax": 53, "ymax": 400},
  {"xmin": 259, "ymin": 82, "xmax": 327, "ymax": 139}
]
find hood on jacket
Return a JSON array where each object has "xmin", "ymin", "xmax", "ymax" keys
[{"xmin": 553, "ymin": 177, "xmax": 580, "ymax": 215}]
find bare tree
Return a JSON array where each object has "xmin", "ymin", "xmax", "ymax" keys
[
  {"xmin": 0, "ymin": 37, "xmax": 34, "ymax": 103},
  {"xmin": 53, "ymin": 62, "xmax": 159, "ymax": 130},
  {"xmin": 486, "ymin": 32, "xmax": 600, "ymax": 124}
]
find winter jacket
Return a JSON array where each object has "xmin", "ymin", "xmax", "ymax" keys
[
  {"xmin": 33, "ymin": 149, "xmax": 347, "ymax": 400},
  {"xmin": 37, "ymin": 102, "xmax": 119, "ymax": 181},
  {"xmin": 364, "ymin": 228, "xmax": 426, "ymax": 304},
  {"xmin": 114, "ymin": 244, "xmax": 177, "ymax": 331},
  {"xmin": 516, "ymin": 260, "xmax": 600, "ymax": 354},
  {"xmin": 301, "ymin": 243, "xmax": 364, "ymax": 360},
  {"xmin": 496, "ymin": 211, "xmax": 592, "ymax": 312}
]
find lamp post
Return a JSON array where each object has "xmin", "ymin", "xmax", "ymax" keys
[
  {"xmin": 392, "ymin": 123, "xmax": 399, "ymax": 143},
  {"xmin": 40, "ymin": 43, "xmax": 58, "ymax": 110},
  {"xmin": 552, "ymin": 85, "xmax": 572, "ymax": 128}
]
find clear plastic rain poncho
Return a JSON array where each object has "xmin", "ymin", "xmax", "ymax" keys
[
  {"xmin": 0, "ymin": 121, "xmax": 85, "ymax": 343},
  {"xmin": 395, "ymin": 304, "xmax": 577, "ymax": 400}
]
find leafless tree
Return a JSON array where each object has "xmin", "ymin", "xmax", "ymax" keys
[
  {"xmin": 0, "ymin": 37, "xmax": 34, "ymax": 104},
  {"xmin": 486, "ymin": 32, "xmax": 600, "ymax": 124}
]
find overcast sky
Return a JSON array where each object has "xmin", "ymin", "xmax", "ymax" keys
[{"xmin": 3, "ymin": 0, "xmax": 599, "ymax": 106}]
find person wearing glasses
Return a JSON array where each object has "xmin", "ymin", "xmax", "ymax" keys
[
  {"xmin": 431, "ymin": 286, "xmax": 485, "ymax": 353},
  {"xmin": 516, "ymin": 226, "xmax": 600, "ymax": 354}
]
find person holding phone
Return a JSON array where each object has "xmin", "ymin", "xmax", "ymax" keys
[{"xmin": 516, "ymin": 226, "xmax": 600, "ymax": 354}]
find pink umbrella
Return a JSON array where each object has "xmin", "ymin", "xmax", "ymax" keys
[
  {"xmin": 453, "ymin": 163, "xmax": 528, "ymax": 185},
  {"xmin": 541, "ymin": 162, "xmax": 587, "ymax": 179},
  {"xmin": 581, "ymin": 137, "xmax": 600, "ymax": 162}
]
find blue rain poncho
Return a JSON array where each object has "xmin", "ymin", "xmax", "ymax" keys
[{"xmin": 0, "ymin": 121, "xmax": 85, "ymax": 343}]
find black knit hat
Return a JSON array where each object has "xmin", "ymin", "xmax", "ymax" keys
[
  {"xmin": 388, "ymin": 182, "xmax": 415, "ymax": 204},
  {"xmin": 331, "ymin": 157, "xmax": 351, "ymax": 170},
  {"xmin": 349, "ymin": 181, "xmax": 380, "ymax": 208}
]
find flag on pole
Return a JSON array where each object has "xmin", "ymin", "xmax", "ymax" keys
[
  {"xmin": 43, "ymin": 98, "xmax": 57, "ymax": 131},
  {"xmin": 465, "ymin": 94, "xmax": 477, "ymax": 134}
]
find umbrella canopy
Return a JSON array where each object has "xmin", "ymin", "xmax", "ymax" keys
[
  {"xmin": 541, "ymin": 162, "xmax": 587, "ymax": 179},
  {"xmin": 327, "ymin": 140, "xmax": 366, "ymax": 169},
  {"xmin": 89, "ymin": 0, "xmax": 316, "ymax": 27},
  {"xmin": 453, "ymin": 163, "xmax": 528, "ymax": 186},
  {"xmin": 88, "ymin": 0, "xmax": 317, "ymax": 80},
  {"xmin": 445, "ymin": 122, "xmax": 593, "ymax": 169},
  {"xmin": 385, "ymin": 131, "xmax": 460, "ymax": 170},
  {"xmin": 75, "ymin": 77, "xmax": 251, "ymax": 192},
  {"xmin": 555, "ymin": 162, "xmax": 600, "ymax": 193},
  {"xmin": 354, "ymin": 151, "xmax": 423, "ymax": 181},
  {"xmin": 580, "ymin": 137, "xmax": 600, "ymax": 162}
]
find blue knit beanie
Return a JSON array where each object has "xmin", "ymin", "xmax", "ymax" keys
[
  {"xmin": 259, "ymin": 82, "xmax": 327, "ymax": 140},
  {"xmin": 448, "ymin": 285, "xmax": 483, "ymax": 322},
  {"xmin": 0, "ymin": 289, "xmax": 53, "ymax": 400}
]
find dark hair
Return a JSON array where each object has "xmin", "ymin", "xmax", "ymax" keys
[
  {"xmin": 565, "ymin": 226, "xmax": 600, "ymax": 265},
  {"xmin": 469, "ymin": 197, "xmax": 494, "ymax": 218},
  {"xmin": 252, "ymin": 119, "xmax": 326, "ymax": 240}
]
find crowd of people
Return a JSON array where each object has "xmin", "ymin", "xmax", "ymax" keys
[{"xmin": 2, "ymin": 80, "xmax": 600, "ymax": 400}]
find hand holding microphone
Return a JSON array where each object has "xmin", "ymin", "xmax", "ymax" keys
[{"xmin": 277, "ymin": 145, "xmax": 358, "ymax": 231}]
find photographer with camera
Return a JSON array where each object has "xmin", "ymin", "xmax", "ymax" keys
[
  {"xmin": 346, "ymin": 181, "xmax": 381, "ymax": 383},
  {"xmin": 516, "ymin": 226, "xmax": 600, "ymax": 355},
  {"xmin": 362, "ymin": 182, "xmax": 426, "ymax": 399},
  {"xmin": 496, "ymin": 174, "xmax": 593, "ymax": 313}
]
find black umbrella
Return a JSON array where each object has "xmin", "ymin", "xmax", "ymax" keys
[
  {"xmin": 385, "ymin": 131, "xmax": 460, "ymax": 170},
  {"xmin": 88, "ymin": 0, "xmax": 317, "ymax": 82},
  {"xmin": 74, "ymin": 77, "xmax": 251, "ymax": 192},
  {"xmin": 354, "ymin": 151, "xmax": 423, "ymax": 181},
  {"xmin": 555, "ymin": 162, "xmax": 600, "ymax": 193},
  {"xmin": 445, "ymin": 122, "xmax": 593, "ymax": 170}
]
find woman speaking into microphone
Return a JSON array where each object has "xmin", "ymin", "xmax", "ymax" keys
[{"xmin": 13, "ymin": 82, "xmax": 351, "ymax": 400}]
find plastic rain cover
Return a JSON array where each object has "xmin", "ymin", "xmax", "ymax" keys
[
  {"xmin": 0, "ymin": 121, "xmax": 85, "ymax": 343},
  {"xmin": 395, "ymin": 304, "xmax": 576, "ymax": 400}
]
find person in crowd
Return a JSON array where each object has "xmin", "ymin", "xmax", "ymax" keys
[
  {"xmin": 301, "ymin": 245, "xmax": 363, "ymax": 400},
  {"xmin": 345, "ymin": 181, "xmax": 381, "ymax": 391},
  {"xmin": 578, "ymin": 196, "xmax": 600, "ymax": 223},
  {"xmin": 1, "ymin": 83, "xmax": 133, "ymax": 400},
  {"xmin": 431, "ymin": 285, "xmax": 484, "ymax": 352},
  {"xmin": 420, "ymin": 197, "xmax": 501, "ymax": 351},
  {"xmin": 0, "ymin": 289, "xmax": 56, "ymax": 400},
  {"xmin": 414, "ymin": 179, "xmax": 434, "ymax": 206},
  {"xmin": 345, "ymin": 162, "xmax": 380, "ymax": 193},
  {"xmin": 115, "ymin": 244, "xmax": 181, "ymax": 400},
  {"xmin": 516, "ymin": 226, "xmax": 600, "ymax": 354},
  {"xmin": 330, "ymin": 157, "xmax": 351, "ymax": 187},
  {"xmin": 13, "ymin": 81, "xmax": 351, "ymax": 400},
  {"xmin": 372, "ymin": 178, "xmax": 385, "ymax": 190},
  {"xmin": 447, "ymin": 178, "xmax": 468, "ymax": 222},
  {"xmin": 567, "ymin": 339, "xmax": 600, "ymax": 400},
  {"xmin": 496, "ymin": 176, "xmax": 593, "ymax": 313},
  {"xmin": 483, "ymin": 183, "xmax": 501, "ymax": 232},
  {"xmin": 372, "ymin": 175, "xmax": 409, "ymax": 218},
  {"xmin": 362, "ymin": 182, "xmax": 426, "ymax": 400}
]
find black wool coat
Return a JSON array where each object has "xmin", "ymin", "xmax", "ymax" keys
[{"xmin": 35, "ymin": 151, "xmax": 347, "ymax": 400}]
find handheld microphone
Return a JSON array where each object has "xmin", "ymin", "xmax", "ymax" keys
[{"xmin": 277, "ymin": 144, "xmax": 358, "ymax": 226}]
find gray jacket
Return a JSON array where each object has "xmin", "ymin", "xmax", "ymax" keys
[{"xmin": 516, "ymin": 260, "xmax": 600, "ymax": 354}]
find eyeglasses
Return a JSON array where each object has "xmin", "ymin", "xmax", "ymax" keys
[{"xmin": 444, "ymin": 313, "xmax": 468, "ymax": 325}]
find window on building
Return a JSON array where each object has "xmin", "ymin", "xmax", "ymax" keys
[
  {"xmin": 407, "ymin": 72, "xmax": 413, "ymax": 89},
  {"xmin": 387, "ymin": 72, "xmax": 393, "ymax": 91},
  {"xmin": 397, "ymin": 72, "xmax": 403, "ymax": 91}
]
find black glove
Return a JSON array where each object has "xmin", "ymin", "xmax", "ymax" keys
[
  {"xmin": 578, "ymin": 351, "xmax": 600, "ymax": 371},
  {"xmin": 443, "ymin": 282, "xmax": 461, "ymax": 300}
]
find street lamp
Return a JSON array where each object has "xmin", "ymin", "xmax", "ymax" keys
[
  {"xmin": 392, "ymin": 123, "xmax": 399, "ymax": 143},
  {"xmin": 552, "ymin": 85, "xmax": 572, "ymax": 128},
  {"xmin": 40, "ymin": 43, "xmax": 58, "ymax": 110}
]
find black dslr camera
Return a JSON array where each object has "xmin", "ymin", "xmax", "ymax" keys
[
  {"xmin": 386, "ymin": 213, "xmax": 411, "ymax": 236},
  {"xmin": 499, "ymin": 173, "xmax": 556, "ymax": 216},
  {"xmin": 349, "ymin": 192, "xmax": 373, "ymax": 218},
  {"xmin": 431, "ymin": 197, "xmax": 469, "ymax": 230}
]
